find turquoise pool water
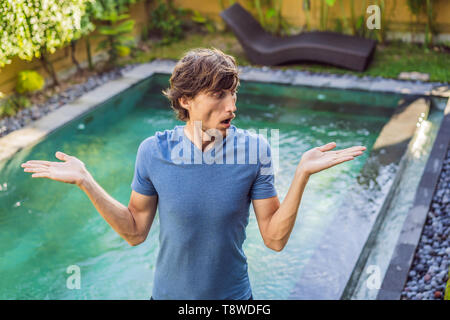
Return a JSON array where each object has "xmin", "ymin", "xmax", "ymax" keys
[{"xmin": 0, "ymin": 74, "xmax": 402, "ymax": 299}]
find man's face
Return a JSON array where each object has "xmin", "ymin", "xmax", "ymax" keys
[{"xmin": 181, "ymin": 89, "xmax": 237, "ymax": 137}]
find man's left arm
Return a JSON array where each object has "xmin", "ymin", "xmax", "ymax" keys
[
  {"xmin": 252, "ymin": 169, "xmax": 309, "ymax": 252},
  {"xmin": 253, "ymin": 142, "xmax": 366, "ymax": 252}
]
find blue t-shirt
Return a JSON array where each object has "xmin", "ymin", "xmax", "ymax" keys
[{"xmin": 131, "ymin": 124, "xmax": 277, "ymax": 299}]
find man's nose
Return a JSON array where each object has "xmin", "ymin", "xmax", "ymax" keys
[
  {"xmin": 225, "ymin": 96, "xmax": 237, "ymax": 113},
  {"xmin": 226, "ymin": 103, "xmax": 237, "ymax": 113}
]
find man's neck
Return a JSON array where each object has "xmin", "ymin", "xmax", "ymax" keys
[
  {"xmin": 183, "ymin": 123, "xmax": 214, "ymax": 152},
  {"xmin": 184, "ymin": 122, "xmax": 226, "ymax": 152}
]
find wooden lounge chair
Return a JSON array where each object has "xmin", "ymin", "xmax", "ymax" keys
[{"xmin": 220, "ymin": 3, "xmax": 377, "ymax": 72}]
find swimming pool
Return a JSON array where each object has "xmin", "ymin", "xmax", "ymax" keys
[{"xmin": 0, "ymin": 73, "xmax": 440, "ymax": 299}]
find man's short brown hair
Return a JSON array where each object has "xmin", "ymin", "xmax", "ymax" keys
[{"xmin": 163, "ymin": 48, "xmax": 240, "ymax": 122}]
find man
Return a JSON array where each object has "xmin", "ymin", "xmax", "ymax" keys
[{"xmin": 21, "ymin": 48, "xmax": 366, "ymax": 300}]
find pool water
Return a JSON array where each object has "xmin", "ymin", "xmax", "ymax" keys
[{"xmin": 0, "ymin": 74, "xmax": 401, "ymax": 299}]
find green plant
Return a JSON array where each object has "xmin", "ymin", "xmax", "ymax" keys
[
  {"xmin": 15, "ymin": 71, "xmax": 45, "ymax": 94},
  {"xmin": 250, "ymin": 0, "xmax": 290, "ymax": 36},
  {"xmin": 85, "ymin": 0, "xmax": 140, "ymax": 68},
  {"xmin": 424, "ymin": 0, "xmax": 436, "ymax": 47},
  {"xmin": 191, "ymin": 10, "xmax": 216, "ymax": 34},
  {"xmin": 406, "ymin": 0, "xmax": 437, "ymax": 47},
  {"xmin": 303, "ymin": 0, "xmax": 311, "ymax": 30},
  {"xmin": 333, "ymin": 18, "xmax": 344, "ymax": 33},
  {"xmin": 319, "ymin": 0, "xmax": 336, "ymax": 31},
  {"xmin": 96, "ymin": 12, "xmax": 136, "ymax": 66},
  {"xmin": 148, "ymin": 0, "xmax": 187, "ymax": 44},
  {"xmin": 373, "ymin": 0, "xmax": 397, "ymax": 44},
  {"xmin": 0, "ymin": 99, "xmax": 16, "ymax": 117},
  {"xmin": 0, "ymin": 94, "xmax": 31, "ymax": 118},
  {"xmin": 348, "ymin": 0, "xmax": 368, "ymax": 37}
]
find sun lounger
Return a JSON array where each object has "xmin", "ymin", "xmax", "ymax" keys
[{"xmin": 220, "ymin": 3, "xmax": 377, "ymax": 71}]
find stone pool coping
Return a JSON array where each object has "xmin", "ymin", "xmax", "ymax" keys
[{"xmin": 0, "ymin": 59, "xmax": 449, "ymax": 300}]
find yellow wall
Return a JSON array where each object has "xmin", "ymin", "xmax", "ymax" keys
[{"xmin": 176, "ymin": 0, "xmax": 450, "ymax": 32}]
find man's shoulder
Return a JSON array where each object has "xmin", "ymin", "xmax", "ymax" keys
[
  {"xmin": 138, "ymin": 126, "xmax": 182, "ymax": 156},
  {"xmin": 142, "ymin": 126, "xmax": 181, "ymax": 144}
]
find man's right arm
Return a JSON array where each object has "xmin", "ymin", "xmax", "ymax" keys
[
  {"xmin": 21, "ymin": 150, "xmax": 158, "ymax": 246},
  {"xmin": 78, "ymin": 170, "xmax": 158, "ymax": 246}
]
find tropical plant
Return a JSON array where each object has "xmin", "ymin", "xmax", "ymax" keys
[
  {"xmin": 348, "ymin": 0, "xmax": 368, "ymax": 37},
  {"xmin": 250, "ymin": 0, "xmax": 290, "ymax": 36},
  {"xmin": 0, "ymin": 97, "xmax": 17, "ymax": 118},
  {"xmin": 84, "ymin": 0, "xmax": 141, "ymax": 69},
  {"xmin": 148, "ymin": 0, "xmax": 187, "ymax": 44},
  {"xmin": 302, "ymin": 0, "xmax": 311, "ymax": 31},
  {"xmin": 406, "ymin": 0, "xmax": 437, "ymax": 47},
  {"xmin": 15, "ymin": 71, "xmax": 45, "ymax": 94},
  {"xmin": 0, "ymin": 70, "xmax": 43, "ymax": 118},
  {"xmin": 0, "ymin": 93, "xmax": 31, "ymax": 118},
  {"xmin": 96, "ymin": 12, "xmax": 136, "ymax": 66},
  {"xmin": 191, "ymin": 10, "xmax": 216, "ymax": 34},
  {"xmin": 319, "ymin": 0, "xmax": 336, "ymax": 31}
]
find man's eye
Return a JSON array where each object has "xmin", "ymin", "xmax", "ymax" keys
[{"xmin": 214, "ymin": 91, "xmax": 236, "ymax": 98}]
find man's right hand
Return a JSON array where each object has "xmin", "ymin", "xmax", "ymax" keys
[{"xmin": 21, "ymin": 151, "xmax": 89, "ymax": 187}]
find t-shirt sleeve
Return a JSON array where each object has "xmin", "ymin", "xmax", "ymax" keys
[
  {"xmin": 131, "ymin": 140, "xmax": 158, "ymax": 196},
  {"xmin": 250, "ymin": 135, "xmax": 277, "ymax": 200}
]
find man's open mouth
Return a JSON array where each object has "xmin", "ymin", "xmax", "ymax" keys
[{"xmin": 220, "ymin": 117, "xmax": 233, "ymax": 124}]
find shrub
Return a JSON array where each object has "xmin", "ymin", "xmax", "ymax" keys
[
  {"xmin": 0, "ymin": 94, "xmax": 31, "ymax": 118},
  {"xmin": 148, "ymin": 0, "xmax": 187, "ymax": 44},
  {"xmin": 116, "ymin": 45, "xmax": 131, "ymax": 57},
  {"xmin": 15, "ymin": 71, "xmax": 45, "ymax": 94}
]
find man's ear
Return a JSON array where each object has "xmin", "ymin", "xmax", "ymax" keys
[{"xmin": 178, "ymin": 96, "xmax": 191, "ymax": 111}]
